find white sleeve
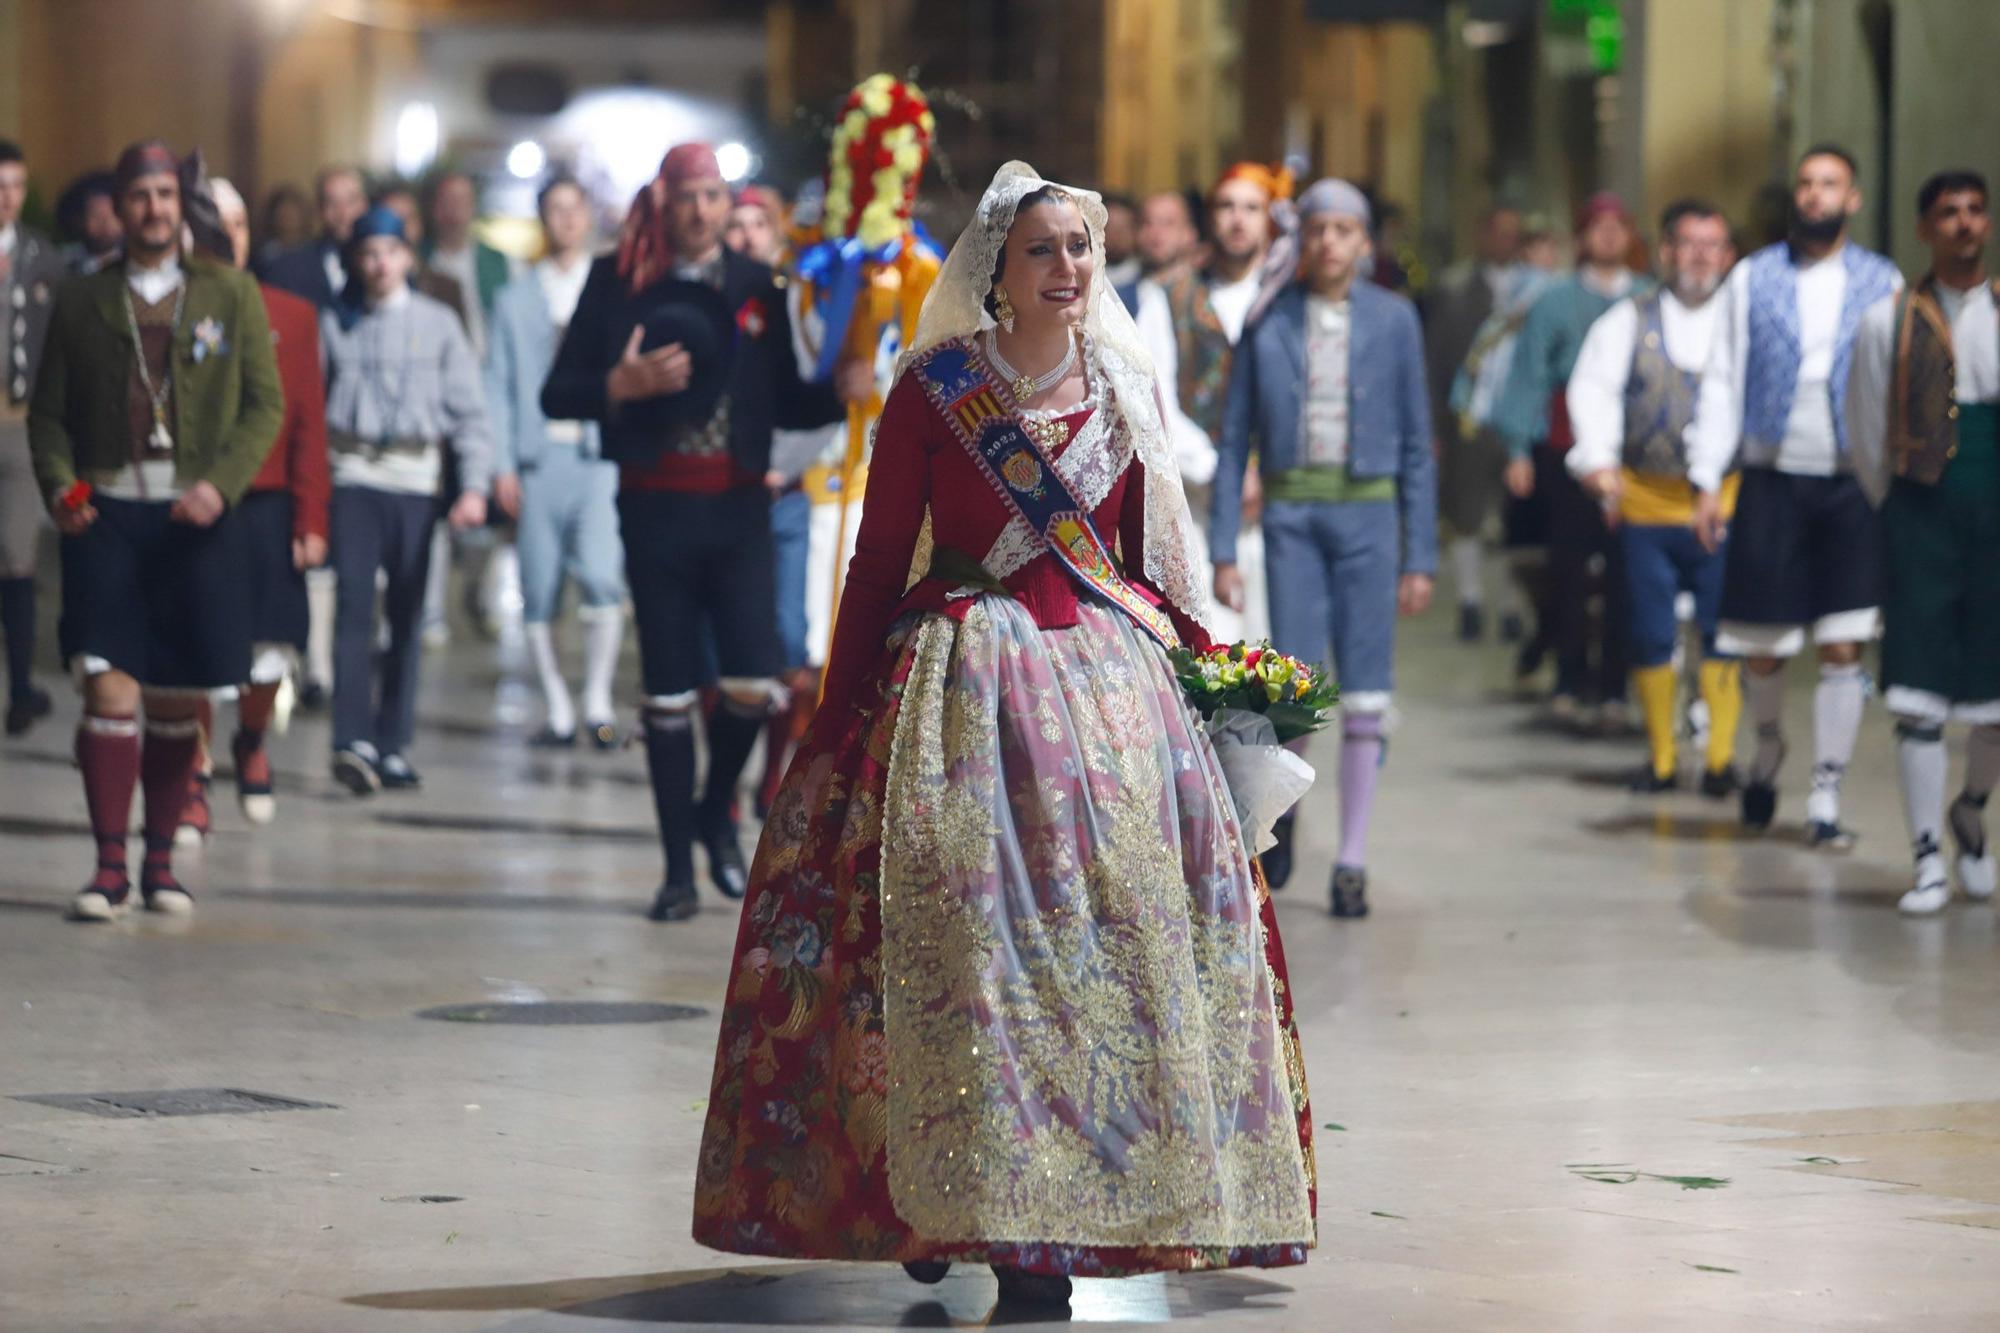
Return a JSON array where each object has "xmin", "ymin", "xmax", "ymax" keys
[
  {"xmin": 788, "ymin": 280, "xmax": 823, "ymax": 383},
  {"xmin": 1846, "ymin": 294, "xmax": 1899, "ymax": 508},
  {"xmin": 1685, "ymin": 265, "xmax": 1750, "ymax": 493},
  {"xmin": 1563, "ymin": 299, "xmax": 1636, "ymax": 479},
  {"xmin": 1136, "ymin": 279, "xmax": 1217, "ymax": 485}
]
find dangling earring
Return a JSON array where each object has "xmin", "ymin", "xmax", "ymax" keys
[{"xmin": 992, "ymin": 285, "xmax": 1016, "ymax": 333}]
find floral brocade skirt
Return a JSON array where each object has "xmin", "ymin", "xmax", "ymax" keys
[{"xmin": 692, "ymin": 594, "xmax": 1318, "ymax": 1278}]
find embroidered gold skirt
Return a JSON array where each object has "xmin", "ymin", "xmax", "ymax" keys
[{"xmin": 693, "ymin": 594, "xmax": 1317, "ymax": 1277}]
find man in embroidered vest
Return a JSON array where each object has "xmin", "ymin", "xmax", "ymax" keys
[
  {"xmin": 1849, "ymin": 171, "xmax": 2000, "ymax": 914},
  {"xmin": 487, "ymin": 175, "xmax": 624, "ymax": 751},
  {"xmin": 1494, "ymin": 192, "xmax": 1645, "ymax": 728},
  {"xmin": 1567, "ymin": 200, "xmax": 1742, "ymax": 795},
  {"xmin": 1686, "ymin": 144, "xmax": 1902, "ymax": 849},
  {"xmin": 543, "ymin": 142, "xmax": 840, "ymax": 924},
  {"xmin": 28, "ymin": 141, "xmax": 283, "ymax": 922},
  {"xmin": 1140, "ymin": 162, "xmax": 1291, "ymax": 648},
  {"xmin": 1, "ymin": 138, "xmax": 70, "ymax": 736},
  {"xmin": 1214, "ymin": 179, "xmax": 1437, "ymax": 920}
]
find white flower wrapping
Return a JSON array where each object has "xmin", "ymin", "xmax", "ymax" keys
[{"xmin": 1205, "ymin": 708, "xmax": 1316, "ymax": 855}]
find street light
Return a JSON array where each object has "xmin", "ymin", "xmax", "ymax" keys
[
  {"xmin": 716, "ymin": 141, "xmax": 753, "ymax": 183},
  {"xmin": 394, "ymin": 102, "xmax": 440, "ymax": 179},
  {"xmin": 507, "ymin": 140, "xmax": 547, "ymax": 180}
]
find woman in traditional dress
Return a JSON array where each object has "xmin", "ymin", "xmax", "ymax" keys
[{"xmin": 692, "ymin": 162, "xmax": 1318, "ymax": 1307}]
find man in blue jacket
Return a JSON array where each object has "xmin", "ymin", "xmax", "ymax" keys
[{"xmin": 1213, "ymin": 178, "xmax": 1437, "ymax": 918}]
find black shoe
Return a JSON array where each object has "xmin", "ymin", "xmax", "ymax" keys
[
  {"xmin": 531, "ymin": 725, "xmax": 576, "ymax": 748},
  {"xmin": 296, "ymin": 678, "xmax": 328, "ymax": 711},
  {"xmin": 1499, "ymin": 613, "xmax": 1525, "ymax": 644},
  {"xmin": 331, "ymin": 747, "xmax": 381, "ymax": 797},
  {"xmin": 5, "ymin": 686, "xmax": 51, "ymax": 737},
  {"xmin": 1457, "ymin": 604, "xmax": 1484, "ymax": 643},
  {"xmin": 648, "ymin": 879, "xmax": 699, "ymax": 922},
  {"xmin": 1259, "ymin": 813, "xmax": 1296, "ymax": 891},
  {"xmin": 991, "ymin": 1265, "xmax": 1071, "ymax": 1306},
  {"xmin": 902, "ymin": 1260, "xmax": 951, "ymax": 1285},
  {"xmin": 1628, "ymin": 765, "xmax": 1677, "ymax": 794},
  {"xmin": 377, "ymin": 753, "xmax": 422, "ymax": 790},
  {"xmin": 586, "ymin": 721, "xmax": 619, "ymax": 751},
  {"xmin": 1330, "ymin": 864, "xmax": 1370, "ymax": 918},
  {"xmin": 1514, "ymin": 637, "xmax": 1547, "ymax": 682},
  {"xmin": 698, "ymin": 812, "xmax": 749, "ymax": 900},
  {"xmin": 1699, "ymin": 766, "xmax": 1740, "ymax": 800},
  {"xmin": 1741, "ymin": 780, "xmax": 1776, "ymax": 832},
  {"xmin": 1806, "ymin": 819, "xmax": 1857, "ymax": 853}
]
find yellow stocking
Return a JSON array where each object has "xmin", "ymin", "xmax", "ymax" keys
[
  {"xmin": 1634, "ymin": 664, "xmax": 1678, "ymax": 780},
  {"xmin": 1700, "ymin": 659, "xmax": 1742, "ymax": 775}
]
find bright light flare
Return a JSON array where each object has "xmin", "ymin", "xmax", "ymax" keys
[
  {"xmin": 506, "ymin": 140, "xmax": 547, "ymax": 180},
  {"xmin": 394, "ymin": 102, "xmax": 440, "ymax": 179},
  {"xmin": 716, "ymin": 141, "xmax": 753, "ymax": 183}
]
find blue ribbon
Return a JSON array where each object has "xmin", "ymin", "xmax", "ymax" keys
[{"xmin": 795, "ymin": 222, "xmax": 939, "ymax": 383}]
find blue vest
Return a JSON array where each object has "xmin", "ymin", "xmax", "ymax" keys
[{"xmin": 1741, "ymin": 241, "xmax": 1900, "ymax": 455}]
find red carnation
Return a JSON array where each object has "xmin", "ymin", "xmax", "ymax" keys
[
  {"xmin": 735, "ymin": 296, "xmax": 767, "ymax": 338},
  {"xmin": 60, "ymin": 480, "xmax": 93, "ymax": 512}
]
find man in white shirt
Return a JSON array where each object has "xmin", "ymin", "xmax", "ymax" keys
[
  {"xmin": 1567, "ymin": 200, "xmax": 1741, "ymax": 795},
  {"xmin": 487, "ymin": 176, "xmax": 624, "ymax": 751},
  {"xmin": 1684, "ymin": 145, "xmax": 1903, "ymax": 848},
  {"xmin": 1847, "ymin": 171, "xmax": 2000, "ymax": 914},
  {"xmin": 1145, "ymin": 162, "xmax": 1291, "ymax": 648}
]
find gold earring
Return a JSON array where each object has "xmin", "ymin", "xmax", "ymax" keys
[{"xmin": 992, "ymin": 285, "xmax": 1016, "ymax": 332}]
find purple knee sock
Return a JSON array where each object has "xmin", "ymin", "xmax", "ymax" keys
[{"xmin": 1338, "ymin": 713, "xmax": 1386, "ymax": 869}]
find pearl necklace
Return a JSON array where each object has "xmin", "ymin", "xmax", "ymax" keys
[{"xmin": 984, "ymin": 327, "xmax": 1078, "ymax": 404}]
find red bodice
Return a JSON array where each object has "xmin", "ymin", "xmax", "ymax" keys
[{"xmin": 819, "ymin": 370, "xmax": 1210, "ymax": 721}]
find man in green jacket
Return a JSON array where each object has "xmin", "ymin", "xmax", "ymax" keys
[{"xmin": 28, "ymin": 141, "xmax": 283, "ymax": 922}]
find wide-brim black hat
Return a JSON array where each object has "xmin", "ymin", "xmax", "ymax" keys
[{"xmin": 615, "ymin": 278, "xmax": 734, "ymax": 432}]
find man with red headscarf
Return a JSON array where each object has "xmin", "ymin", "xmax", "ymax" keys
[{"xmin": 544, "ymin": 143, "xmax": 840, "ymax": 923}]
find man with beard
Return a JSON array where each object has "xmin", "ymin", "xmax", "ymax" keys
[
  {"xmin": 1687, "ymin": 145, "xmax": 1902, "ymax": 848},
  {"xmin": 1494, "ymin": 193, "xmax": 1645, "ymax": 728},
  {"xmin": 542, "ymin": 142, "xmax": 840, "ymax": 923},
  {"xmin": 1566, "ymin": 200, "xmax": 1743, "ymax": 795},
  {"xmin": 1152, "ymin": 163, "xmax": 1293, "ymax": 648},
  {"xmin": 1425, "ymin": 204, "xmax": 1520, "ymax": 642},
  {"xmin": 29, "ymin": 141, "xmax": 282, "ymax": 919},
  {"xmin": 1, "ymin": 139, "xmax": 70, "ymax": 736},
  {"xmin": 1848, "ymin": 171, "xmax": 2000, "ymax": 913}
]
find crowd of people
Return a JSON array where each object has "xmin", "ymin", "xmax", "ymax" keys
[{"xmin": 0, "ymin": 126, "xmax": 1995, "ymax": 935}]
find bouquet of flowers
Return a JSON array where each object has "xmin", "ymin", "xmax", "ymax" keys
[
  {"xmin": 1169, "ymin": 641, "xmax": 1338, "ymax": 855},
  {"xmin": 1169, "ymin": 641, "xmax": 1339, "ymax": 743}
]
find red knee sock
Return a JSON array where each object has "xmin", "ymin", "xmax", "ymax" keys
[
  {"xmin": 141, "ymin": 716, "xmax": 201, "ymax": 881},
  {"xmin": 76, "ymin": 713, "xmax": 141, "ymax": 890}
]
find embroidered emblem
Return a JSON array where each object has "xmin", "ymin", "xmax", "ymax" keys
[
  {"xmin": 999, "ymin": 448, "xmax": 1045, "ymax": 497},
  {"xmin": 192, "ymin": 317, "xmax": 228, "ymax": 363}
]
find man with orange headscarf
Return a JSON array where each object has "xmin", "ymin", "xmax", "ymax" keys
[
  {"xmin": 543, "ymin": 142, "xmax": 841, "ymax": 924},
  {"xmin": 1135, "ymin": 163, "xmax": 1292, "ymax": 664}
]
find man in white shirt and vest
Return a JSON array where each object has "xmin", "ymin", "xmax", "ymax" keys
[
  {"xmin": 1685, "ymin": 145, "xmax": 1902, "ymax": 849},
  {"xmin": 1849, "ymin": 170, "xmax": 2000, "ymax": 914},
  {"xmin": 1566, "ymin": 200, "xmax": 1742, "ymax": 796}
]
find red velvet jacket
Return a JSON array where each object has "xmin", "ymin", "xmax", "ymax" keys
[
  {"xmin": 819, "ymin": 365, "xmax": 1212, "ymax": 723},
  {"xmin": 247, "ymin": 284, "xmax": 331, "ymax": 541}
]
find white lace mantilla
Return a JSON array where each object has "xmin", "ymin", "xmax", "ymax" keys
[{"xmin": 898, "ymin": 161, "xmax": 1215, "ymax": 636}]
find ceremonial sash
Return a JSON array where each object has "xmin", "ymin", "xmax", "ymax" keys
[{"xmin": 913, "ymin": 343, "xmax": 1179, "ymax": 650}]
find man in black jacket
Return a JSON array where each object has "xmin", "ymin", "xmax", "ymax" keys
[
  {"xmin": 543, "ymin": 142, "xmax": 843, "ymax": 922},
  {"xmin": 256, "ymin": 165, "xmax": 368, "ymax": 312}
]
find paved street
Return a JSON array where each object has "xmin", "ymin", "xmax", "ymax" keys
[{"xmin": 5, "ymin": 585, "xmax": 1999, "ymax": 1332}]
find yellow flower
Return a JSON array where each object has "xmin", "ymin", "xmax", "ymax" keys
[{"xmin": 1266, "ymin": 679, "xmax": 1283, "ymax": 703}]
